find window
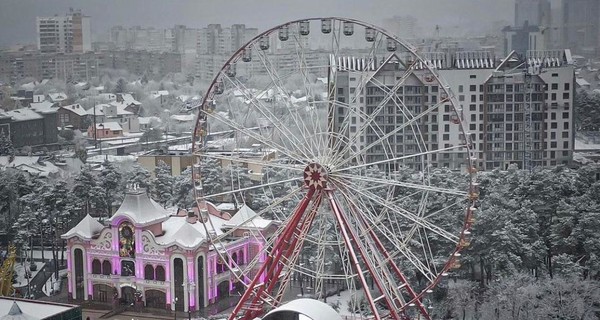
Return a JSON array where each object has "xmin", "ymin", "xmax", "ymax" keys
[
  {"xmin": 470, "ymin": 85, "xmax": 477, "ymax": 91},
  {"xmin": 121, "ymin": 260, "xmax": 135, "ymax": 277},
  {"xmin": 563, "ymin": 141, "xmax": 569, "ymax": 149},
  {"xmin": 552, "ymin": 73, "xmax": 558, "ymax": 77},
  {"xmin": 551, "ymin": 83, "xmax": 558, "ymax": 90},
  {"xmin": 155, "ymin": 265, "xmax": 166, "ymax": 281},
  {"xmin": 551, "ymin": 141, "xmax": 557, "ymax": 148},
  {"xmin": 458, "ymin": 85, "xmax": 464, "ymax": 93},
  {"xmin": 564, "ymin": 83, "xmax": 570, "ymax": 91},
  {"xmin": 470, "ymin": 104, "xmax": 476, "ymax": 111},
  {"xmin": 562, "ymin": 132, "xmax": 569, "ymax": 138},
  {"xmin": 337, "ymin": 88, "xmax": 344, "ymax": 95},
  {"xmin": 92, "ymin": 259, "xmax": 101, "ymax": 274},
  {"xmin": 145, "ymin": 265, "xmax": 155, "ymax": 280},
  {"xmin": 551, "ymin": 122, "xmax": 557, "ymax": 129},
  {"xmin": 563, "ymin": 92, "xmax": 570, "ymax": 99},
  {"xmin": 470, "ymin": 75, "xmax": 477, "ymax": 79},
  {"xmin": 471, "ymin": 95, "xmax": 477, "ymax": 102},
  {"xmin": 102, "ymin": 260, "xmax": 112, "ymax": 275}
]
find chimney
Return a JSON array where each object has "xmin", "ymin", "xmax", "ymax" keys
[{"xmin": 186, "ymin": 209, "xmax": 197, "ymax": 224}]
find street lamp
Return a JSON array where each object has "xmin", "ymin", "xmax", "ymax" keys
[{"xmin": 98, "ymin": 123, "xmax": 104, "ymax": 155}]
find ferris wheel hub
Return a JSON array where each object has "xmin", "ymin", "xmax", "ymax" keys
[{"xmin": 303, "ymin": 163, "xmax": 328, "ymax": 190}]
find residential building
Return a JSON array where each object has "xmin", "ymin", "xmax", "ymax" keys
[
  {"xmin": 196, "ymin": 24, "xmax": 258, "ymax": 80},
  {"xmin": 332, "ymin": 49, "xmax": 575, "ymax": 171},
  {"xmin": 62, "ymin": 187, "xmax": 274, "ymax": 311},
  {"xmin": 559, "ymin": 0, "xmax": 600, "ymax": 55},
  {"xmin": 0, "ymin": 107, "xmax": 58, "ymax": 149},
  {"xmin": 88, "ymin": 122, "xmax": 123, "ymax": 138},
  {"xmin": 515, "ymin": 0, "xmax": 552, "ymax": 27},
  {"xmin": 36, "ymin": 9, "xmax": 91, "ymax": 53},
  {"xmin": 58, "ymin": 103, "xmax": 89, "ymax": 129},
  {"xmin": 137, "ymin": 153, "xmax": 195, "ymax": 177},
  {"xmin": 87, "ymin": 103, "xmax": 139, "ymax": 133},
  {"xmin": 502, "ymin": 22, "xmax": 546, "ymax": 56}
]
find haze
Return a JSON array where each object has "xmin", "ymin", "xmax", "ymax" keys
[{"xmin": 0, "ymin": 0, "xmax": 513, "ymax": 47}]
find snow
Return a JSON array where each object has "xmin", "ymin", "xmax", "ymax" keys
[
  {"xmin": 42, "ymin": 269, "xmax": 67, "ymax": 296},
  {"xmin": 108, "ymin": 188, "xmax": 170, "ymax": 226},
  {"xmin": 13, "ymin": 262, "xmax": 45, "ymax": 288},
  {"xmin": 574, "ymin": 138, "xmax": 600, "ymax": 151},
  {"xmin": 62, "ymin": 214, "xmax": 104, "ymax": 239}
]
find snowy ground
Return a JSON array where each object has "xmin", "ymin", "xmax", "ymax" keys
[
  {"xmin": 42, "ymin": 269, "xmax": 67, "ymax": 296},
  {"xmin": 13, "ymin": 262, "xmax": 45, "ymax": 287}
]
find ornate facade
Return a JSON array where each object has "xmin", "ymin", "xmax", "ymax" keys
[{"xmin": 62, "ymin": 187, "xmax": 274, "ymax": 311}]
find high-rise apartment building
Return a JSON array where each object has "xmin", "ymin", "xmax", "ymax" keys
[
  {"xmin": 36, "ymin": 9, "xmax": 91, "ymax": 54},
  {"xmin": 515, "ymin": 0, "xmax": 552, "ymax": 27},
  {"xmin": 332, "ymin": 49, "xmax": 574, "ymax": 171},
  {"xmin": 382, "ymin": 16, "xmax": 419, "ymax": 39},
  {"xmin": 196, "ymin": 24, "xmax": 258, "ymax": 80},
  {"xmin": 559, "ymin": 0, "xmax": 600, "ymax": 55}
]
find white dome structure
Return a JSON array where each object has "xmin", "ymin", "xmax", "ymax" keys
[{"xmin": 262, "ymin": 298, "xmax": 342, "ymax": 320}]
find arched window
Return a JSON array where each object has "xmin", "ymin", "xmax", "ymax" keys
[
  {"xmin": 91, "ymin": 259, "xmax": 101, "ymax": 274},
  {"xmin": 144, "ymin": 265, "xmax": 155, "ymax": 280},
  {"xmin": 238, "ymin": 250, "xmax": 244, "ymax": 265},
  {"xmin": 102, "ymin": 260, "xmax": 112, "ymax": 275},
  {"xmin": 155, "ymin": 265, "xmax": 166, "ymax": 281}
]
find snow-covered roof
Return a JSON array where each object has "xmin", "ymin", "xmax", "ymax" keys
[
  {"xmin": 0, "ymin": 301, "xmax": 37, "ymax": 320},
  {"xmin": 109, "ymin": 188, "xmax": 170, "ymax": 227},
  {"xmin": 138, "ymin": 116, "xmax": 161, "ymax": 125},
  {"xmin": 223, "ymin": 204, "xmax": 273, "ymax": 230},
  {"xmin": 0, "ymin": 156, "xmax": 60, "ymax": 177},
  {"xmin": 60, "ymin": 103, "xmax": 87, "ymax": 116},
  {"xmin": 4, "ymin": 108, "xmax": 43, "ymax": 122},
  {"xmin": 47, "ymin": 92, "xmax": 68, "ymax": 102},
  {"xmin": 0, "ymin": 298, "xmax": 76, "ymax": 320},
  {"xmin": 87, "ymin": 104, "xmax": 133, "ymax": 116},
  {"xmin": 62, "ymin": 214, "xmax": 104, "ymax": 239},
  {"xmin": 117, "ymin": 93, "xmax": 141, "ymax": 106},
  {"xmin": 151, "ymin": 90, "xmax": 169, "ymax": 99},
  {"xmin": 170, "ymin": 114, "xmax": 195, "ymax": 122},
  {"xmin": 29, "ymin": 101, "xmax": 58, "ymax": 114},
  {"xmin": 96, "ymin": 122, "xmax": 123, "ymax": 131}
]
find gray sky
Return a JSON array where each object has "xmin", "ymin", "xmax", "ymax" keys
[{"xmin": 0, "ymin": 0, "xmax": 513, "ymax": 46}]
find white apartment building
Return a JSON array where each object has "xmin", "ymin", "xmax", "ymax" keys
[
  {"xmin": 36, "ymin": 9, "xmax": 91, "ymax": 53},
  {"xmin": 333, "ymin": 49, "xmax": 575, "ymax": 171}
]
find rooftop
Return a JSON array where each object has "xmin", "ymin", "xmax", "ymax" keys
[{"xmin": 4, "ymin": 108, "xmax": 43, "ymax": 122}]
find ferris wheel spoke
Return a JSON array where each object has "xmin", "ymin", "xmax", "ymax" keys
[
  {"xmin": 201, "ymin": 176, "xmax": 301, "ymax": 201},
  {"xmin": 336, "ymin": 185, "xmax": 437, "ymax": 283},
  {"xmin": 201, "ymin": 109, "xmax": 307, "ymax": 164},
  {"xmin": 290, "ymin": 35, "xmax": 329, "ymax": 163},
  {"xmin": 334, "ymin": 82, "xmax": 450, "ymax": 169},
  {"xmin": 339, "ymin": 182, "xmax": 460, "ymax": 243},
  {"xmin": 332, "ymin": 59, "xmax": 420, "ymax": 164},
  {"xmin": 333, "ymin": 144, "xmax": 467, "ymax": 176},
  {"xmin": 220, "ymin": 73, "xmax": 314, "ymax": 161},
  {"xmin": 254, "ymin": 48, "xmax": 321, "ymax": 160},
  {"xmin": 328, "ymin": 32, "xmax": 385, "ymax": 160}
]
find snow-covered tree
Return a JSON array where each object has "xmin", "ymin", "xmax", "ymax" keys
[
  {"xmin": 199, "ymin": 157, "xmax": 224, "ymax": 196},
  {"xmin": 152, "ymin": 161, "xmax": 174, "ymax": 207},
  {"xmin": 171, "ymin": 167, "xmax": 195, "ymax": 210},
  {"xmin": 72, "ymin": 166, "xmax": 100, "ymax": 217},
  {"xmin": 126, "ymin": 164, "xmax": 151, "ymax": 191},
  {"xmin": 0, "ymin": 131, "xmax": 14, "ymax": 158},
  {"xmin": 97, "ymin": 160, "xmax": 123, "ymax": 217}
]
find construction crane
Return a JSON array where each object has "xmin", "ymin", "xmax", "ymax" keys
[{"xmin": 0, "ymin": 245, "xmax": 16, "ymax": 296}]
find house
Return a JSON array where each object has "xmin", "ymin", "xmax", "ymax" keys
[
  {"xmin": 58, "ymin": 104, "xmax": 89, "ymax": 130},
  {"xmin": 88, "ymin": 122, "xmax": 123, "ymax": 139},
  {"xmin": 0, "ymin": 107, "xmax": 58, "ymax": 149},
  {"xmin": 0, "ymin": 156, "xmax": 60, "ymax": 178},
  {"xmin": 138, "ymin": 116, "xmax": 161, "ymax": 131},
  {"xmin": 47, "ymin": 92, "xmax": 69, "ymax": 106},
  {"xmin": 62, "ymin": 187, "xmax": 275, "ymax": 311},
  {"xmin": 88, "ymin": 104, "xmax": 139, "ymax": 132},
  {"xmin": 116, "ymin": 93, "xmax": 142, "ymax": 115}
]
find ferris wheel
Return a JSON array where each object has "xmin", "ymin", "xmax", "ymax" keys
[{"xmin": 192, "ymin": 17, "xmax": 478, "ymax": 320}]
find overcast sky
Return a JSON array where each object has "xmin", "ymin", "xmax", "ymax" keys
[{"xmin": 0, "ymin": 0, "xmax": 513, "ymax": 46}]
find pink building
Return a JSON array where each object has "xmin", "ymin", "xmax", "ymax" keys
[{"xmin": 62, "ymin": 187, "xmax": 274, "ymax": 312}]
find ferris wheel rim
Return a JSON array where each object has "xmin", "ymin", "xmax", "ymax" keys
[{"xmin": 191, "ymin": 17, "xmax": 478, "ymax": 319}]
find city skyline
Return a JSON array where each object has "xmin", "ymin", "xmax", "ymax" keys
[{"xmin": 0, "ymin": 0, "xmax": 514, "ymax": 47}]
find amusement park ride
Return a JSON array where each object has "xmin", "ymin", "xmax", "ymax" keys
[{"xmin": 191, "ymin": 18, "xmax": 479, "ymax": 319}]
